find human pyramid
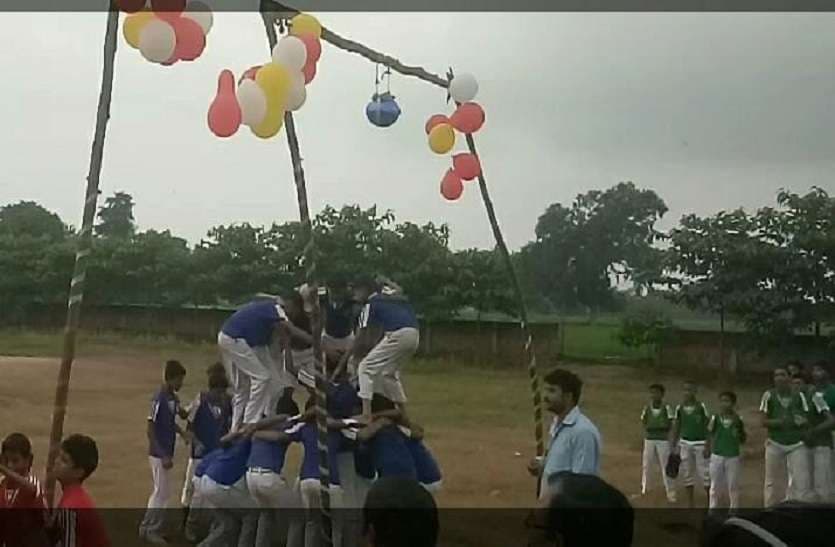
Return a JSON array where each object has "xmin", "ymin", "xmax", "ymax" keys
[{"xmin": 138, "ymin": 275, "xmax": 441, "ymax": 546}]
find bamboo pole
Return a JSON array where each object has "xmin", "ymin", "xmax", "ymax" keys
[
  {"xmin": 261, "ymin": 10, "xmax": 332, "ymax": 546},
  {"xmin": 44, "ymin": 4, "xmax": 120, "ymax": 506},
  {"xmin": 264, "ymin": 0, "xmax": 545, "ymax": 464}
]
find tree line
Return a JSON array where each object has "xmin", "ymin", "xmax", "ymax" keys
[{"xmin": 2, "ymin": 184, "xmax": 833, "ymax": 348}]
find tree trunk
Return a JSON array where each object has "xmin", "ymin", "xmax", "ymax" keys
[
  {"xmin": 261, "ymin": 13, "xmax": 331, "ymax": 547},
  {"xmin": 44, "ymin": 6, "xmax": 119, "ymax": 507}
]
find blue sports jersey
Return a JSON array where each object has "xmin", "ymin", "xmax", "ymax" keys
[
  {"xmin": 406, "ymin": 437, "xmax": 442, "ymax": 485},
  {"xmin": 354, "ymin": 444, "xmax": 377, "ymax": 480},
  {"xmin": 368, "ymin": 425, "xmax": 417, "ymax": 480},
  {"xmin": 195, "ymin": 448, "xmax": 220, "ymax": 478},
  {"xmin": 287, "ymin": 422, "xmax": 341, "ymax": 485},
  {"xmin": 248, "ymin": 435, "xmax": 290, "ymax": 473},
  {"xmin": 324, "ymin": 297, "xmax": 356, "ymax": 339},
  {"xmin": 190, "ymin": 391, "xmax": 232, "ymax": 459},
  {"xmin": 203, "ymin": 439, "xmax": 252, "ymax": 486},
  {"xmin": 148, "ymin": 387, "xmax": 179, "ymax": 458},
  {"xmin": 359, "ymin": 294, "xmax": 418, "ymax": 333},
  {"xmin": 327, "ymin": 382, "xmax": 361, "ymax": 420},
  {"xmin": 221, "ymin": 300, "xmax": 287, "ymax": 347}
]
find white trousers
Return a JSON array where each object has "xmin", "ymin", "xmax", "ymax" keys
[
  {"xmin": 139, "ymin": 456, "xmax": 173, "ymax": 536},
  {"xmin": 679, "ymin": 441, "xmax": 709, "ymax": 489},
  {"xmin": 219, "ymin": 332, "xmax": 276, "ymax": 430},
  {"xmin": 811, "ymin": 446, "xmax": 833, "ymax": 502},
  {"xmin": 246, "ymin": 470, "xmax": 304, "ymax": 547},
  {"xmin": 357, "ymin": 327, "xmax": 419, "ymax": 403},
  {"xmin": 336, "ymin": 452, "xmax": 372, "ymax": 547},
  {"xmin": 298, "ymin": 478, "xmax": 343, "ymax": 547},
  {"xmin": 197, "ymin": 475, "xmax": 257, "ymax": 547},
  {"xmin": 181, "ymin": 457, "xmax": 200, "ymax": 506},
  {"xmin": 709, "ymin": 455, "xmax": 741, "ymax": 510},
  {"xmin": 764, "ymin": 440, "xmax": 811, "ymax": 507},
  {"xmin": 641, "ymin": 440, "xmax": 676, "ymax": 502}
]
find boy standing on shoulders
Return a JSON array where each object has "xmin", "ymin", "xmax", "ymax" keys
[
  {"xmin": 640, "ymin": 384, "xmax": 676, "ymax": 503},
  {"xmin": 760, "ymin": 365, "xmax": 812, "ymax": 506},
  {"xmin": 50, "ymin": 434, "xmax": 110, "ymax": 547},
  {"xmin": 671, "ymin": 380, "xmax": 710, "ymax": 508},
  {"xmin": 0, "ymin": 433, "xmax": 48, "ymax": 547},
  {"xmin": 704, "ymin": 391, "xmax": 746, "ymax": 511},
  {"xmin": 139, "ymin": 360, "xmax": 190, "ymax": 545}
]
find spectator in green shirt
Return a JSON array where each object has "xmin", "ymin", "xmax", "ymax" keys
[
  {"xmin": 804, "ymin": 362, "xmax": 835, "ymax": 503},
  {"xmin": 639, "ymin": 383, "xmax": 676, "ymax": 503},
  {"xmin": 760, "ymin": 365, "xmax": 812, "ymax": 507},
  {"xmin": 705, "ymin": 391, "xmax": 746, "ymax": 511}
]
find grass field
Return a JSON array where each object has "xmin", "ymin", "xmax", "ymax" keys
[{"xmin": 0, "ymin": 329, "xmax": 777, "ymax": 546}]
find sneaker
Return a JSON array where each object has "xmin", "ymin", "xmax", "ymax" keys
[{"xmin": 142, "ymin": 531, "xmax": 169, "ymax": 545}]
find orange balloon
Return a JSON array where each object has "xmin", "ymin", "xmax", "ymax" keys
[
  {"xmin": 208, "ymin": 69, "xmax": 242, "ymax": 138},
  {"xmin": 425, "ymin": 114, "xmax": 449, "ymax": 135},
  {"xmin": 450, "ymin": 102, "xmax": 485, "ymax": 134},
  {"xmin": 440, "ymin": 169, "xmax": 464, "ymax": 201},
  {"xmin": 302, "ymin": 61, "xmax": 317, "ymax": 84},
  {"xmin": 173, "ymin": 16, "xmax": 205, "ymax": 61},
  {"xmin": 152, "ymin": 0, "xmax": 185, "ymax": 22}
]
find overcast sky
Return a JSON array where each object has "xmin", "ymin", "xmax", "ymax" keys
[{"xmin": 2, "ymin": 12, "xmax": 834, "ymax": 250}]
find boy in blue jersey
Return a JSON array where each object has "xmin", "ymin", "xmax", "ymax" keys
[
  {"xmin": 245, "ymin": 395, "xmax": 304, "ymax": 547},
  {"xmin": 139, "ymin": 360, "xmax": 189, "ymax": 545},
  {"xmin": 356, "ymin": 395, "xmax": 418, "ymax": 482},
  {"xmin": 218, "ymin": 296, "xmax": 313, "ymax": 432},
  {"xmin": 181, "ymin": 363, "xmax": 233, "ymax": 542},
  {"xmin": 193, "ymin": 439, "xmax": 257, "ymax": 547},
  {"xmin": 341, "ymin": 277, "xmax": 420, "ymax": 423}
]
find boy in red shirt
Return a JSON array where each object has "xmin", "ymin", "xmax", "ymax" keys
[
  {"xmin": 0, "ymin": 432, "xmax": 48, "ymax": 547},
  {"xmin": 49, "ymin": 434, "xmax": 110, "ymax": 547}
]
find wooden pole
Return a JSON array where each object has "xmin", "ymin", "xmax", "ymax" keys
[
  {"xmin": 44, "ymin": 4, "xmax": 120, "ymax": 506},
  {"xmin": 264, "ymin": 0, "xmax": 544, "ymax": 461},
  {"xmin": 261, "ymin": 10, "xmax": 331, "ymax": 546}
]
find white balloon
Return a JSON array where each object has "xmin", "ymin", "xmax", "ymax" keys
[
  {"xmin": 237, "ymin": 79, "xmax": 268, "ymax": 127},
  {"xmin": 449, "ymin": 72, "xmax": 479, "ymax": 103},
  {"xmin": 286, "ymin": 78, "xmax": 307, "ymax": 111},
  {"xmin": 272, "ymin": 36, "xmax": 307, "ymax": 72},
  {"xmin": 139, "ymin": 19, "xmax": 176, "ymax": 64},
  {"xmin": 183, "ymin": 1, "xmax": 213, "ymax": 35}
]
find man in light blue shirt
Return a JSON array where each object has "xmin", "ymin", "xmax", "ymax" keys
[{"xmin": 529, "ymin": 368, "xmax": 602, "ymax": 500}]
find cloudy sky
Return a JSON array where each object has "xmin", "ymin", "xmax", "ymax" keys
[{"xmin": 2, "ymin": 11, "xmax": 834, "ymax": 250}]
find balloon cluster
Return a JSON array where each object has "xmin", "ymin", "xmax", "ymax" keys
[
  {"xmin": 119, "ymin": 0, "xmax": 213, "ymax": 65},
  {"xmin": 207, "ymin": 13, "xmax": 323, "ymax": 140},
  {"xmin": 426, "ymin": 73, "xmax": 485, "ymax": 201}
]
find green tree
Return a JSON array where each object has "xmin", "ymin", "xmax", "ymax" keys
[
  {"xmin": 95, "ymin": 191, "xmax": 136, "ymax": 239},
  {"xmin": 617, "ymin": 299, "xmax": 677, "ymax": 366},
  {"xmin": 455, "ymin": 248, "xmax": 517, "ymax": 322},
  {"xmin": 520, "ymin": 182, "xmax": 667, "ymax": 313}
]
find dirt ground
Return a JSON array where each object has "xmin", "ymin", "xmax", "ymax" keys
[{"xmin": 0, "ymin": 350, "xmax": 775, "ymax": 545}]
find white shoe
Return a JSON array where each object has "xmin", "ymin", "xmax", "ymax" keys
[{"xmin": 142, "ymin": 531, "xmax": 169, "ymax": 545}]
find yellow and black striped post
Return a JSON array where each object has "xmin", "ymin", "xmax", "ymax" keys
[
  {"xmin": 44, "ymin": 5, "xmax": 120, "ymax": 506},
  {"xmin": 262, "ymin": 12, "xmax": 332, "ymax": 546}
]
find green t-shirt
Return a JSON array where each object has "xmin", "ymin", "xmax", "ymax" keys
[
  {"xmin": 759, "ymin": 389, "xmax": 810, "ymax": 446},
  {"xmin": 708, "ymin": 413, "xmax": 746, "ymax": 458},
  {"xmin": 641, "ymin": 404, "xmax": 674, "ymax": 441},
  {"xmin": 807, "ymin": 385, "xmax": 835, "ymax": 448},
  {"xmin": 675, "ymin": 401, "xmax": 709, "ymax": 442}
]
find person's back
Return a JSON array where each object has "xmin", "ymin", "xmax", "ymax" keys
[
  {"xmin": 539, "ymin": 472, "xmax": 633, "ymax": 547},
  {"xmin": 363, "ymin": 477, "xmax": 438, "ymax": 547}
]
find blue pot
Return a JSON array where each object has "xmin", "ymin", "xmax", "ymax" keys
[{"xmin": 366, "ymin": 92, "xmax": 401, "ymax": 127}]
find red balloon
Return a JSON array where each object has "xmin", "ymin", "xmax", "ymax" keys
[
  {"xmin": 440, "ymin": 169, "xmax": 464, "ymax": 201},
  {"xmin": 152, "ymin": 0, "xmax": 185, "ymax": 22},
  {"xmin": 452, "ymin": 153, "xmax": 482, "ymax": 181},
  {"xmin": 424, "ymin": 114, "xmax": 449, "ymax": 135},
  {"xmin": 302, "ymin": 61, "xmax": 317, "ymax": 84},
  {"xmin": 450, "ymin": 102, "xmax": 485, "ymax": 134},
  {"xmin": 117, "ymin": 0, "xmax": 147, "ymax": 13},
  {"xmin": 298, "ymin": 33, "xmax": 322, "ymax": 63},
  {"xmin": 173, "ymin": 16, "xmax": 206, "ymax": 61},
  {"xmin": 239, "ymin": 65, "xmax": 261, "ymax": 84},
  {"xmin": 208, "ymin": 69, "xmax": 242, "ymax": 138}
]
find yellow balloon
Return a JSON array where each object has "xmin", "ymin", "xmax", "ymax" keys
[
  {"xmin": 290, "ymin": 13, "xmax": 322, "ymax": 38},
  {"xmin": 255, "ymin": 62, "xmax": 291, "ymax": 106},
  {"xmin": 428, "ymin": 123, "xmax": 455, "ymax": 154},
  {"xmin": 123, "ymin": 11, "xmax": 154, "ymax": 50},
  {"xmin": 252, "ymin": 97, "xmax": 285, "ymax": 139}
]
